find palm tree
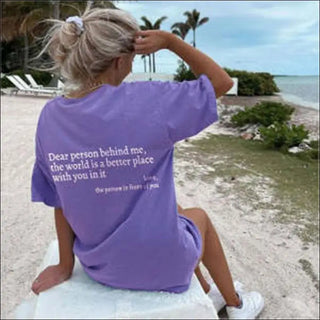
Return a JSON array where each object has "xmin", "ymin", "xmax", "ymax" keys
[
  {"xmin": 170, "ymin": 21, "xmax": 191, "ymax": 70},
  {"xmin": 141, "ymin": 54, "xmax": 147, "ymax": 73},
  {"xmin": 1, "ymin": 1, "xmax": 45, "ymax": 71},
  {"xmin": 1, "ymin": 1, "xmax": 116, "ymax": 73},
  {"xmin": 171, "ymin": 22, "xmax": 191, "ymax": 41},
  {"xmin": 139, "ymin": 16, "xmax": 167, "ymax": 73},
  {"xmin": 183, "ymin": 9, "xmax": 209, "ymax": 48}
]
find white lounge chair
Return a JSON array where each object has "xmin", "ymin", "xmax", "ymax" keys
[
  {"xmin": 58, "ymin": 79, "xmax": 65, "ymax": 89},
  {"xmin": 25, "ymin": 74, "xmax": 64, "ymax": 91},
  {"xmin": 7, "ymin": 75, "xmax": 61, "ymax": 97},
  {"xmin": 25, "ymin": 74, "xmax": 42, "ymax": 89}
]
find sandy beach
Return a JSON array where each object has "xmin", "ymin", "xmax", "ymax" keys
[{"xmin": 1, "ymin": 93, "xmax": 319, "ymax": 319}]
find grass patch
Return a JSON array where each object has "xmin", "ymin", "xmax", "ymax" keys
[
  {"xmin": 298, "ymin": 259, "xmax": 319, "ymax": 291},
  {"xmin": 176, "ymin": 134, "xmax": 319, "ymax": 244}
]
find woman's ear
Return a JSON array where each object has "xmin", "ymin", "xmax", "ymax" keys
[{"xmin": 114, "ymin": 56, "xmax": 124, "ymax": 70}]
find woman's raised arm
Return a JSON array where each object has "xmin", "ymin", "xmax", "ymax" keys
[{"xmin": 133, "ymin": 30, "xmax": 234, "ymax": 98}]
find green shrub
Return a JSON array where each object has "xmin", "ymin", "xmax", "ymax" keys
[
  {"xmin": 224, "ymin": 68, "xmax": 280, "ymax": 96},
  {"xmin": 231, "ymin": 101, "xmax": 295, "ymax": 127},
  {"xmin": 306, "ymin": 149, "xmax": 319, "ymax": 160},
  {"xmin": 304, "ymin": 140, "xmax": 319, "ymax": 160},
  {"xmin": 173, "ymin": 64, "xmax": 279, "ymax": 96},
  {"xmin": 174, "ymin": 60, "xmax": 196, "ymax": 82},
  {"xmin": 309, "ymin": 140, "xmax": 319, "ymax": 149},
  {"xmin": 259, "ymin": 123, "xmax": 309, "ymax": 150},
  {"xmin": 1, "ymin": 69, "xmax": 52, "ymax": 88},
  {"xmin": 295, "ymin": 149, "xmax": 319, "ymax": 161}
]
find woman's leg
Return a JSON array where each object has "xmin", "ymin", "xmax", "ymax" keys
[{"xmin": 177, "ymin": 204, "xmax": 240, "ymax": 307}]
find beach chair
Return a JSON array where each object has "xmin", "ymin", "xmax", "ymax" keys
[
  {"xmin": 25, "ymin": 74, "xmax": 43, "ymax": 89},
  {"xmin": 25, "ymin": 74, "xmax": 64, "ymax": 91},
  {"xmin": 6, "ymin": 75, "xmax": 61, "ymax": 97},
  {"xmin": 58, "ymin": 79, "xmax": 65, "ymax": 89},
  {"xmin": 14, "ymin": 239, "xmax": 218, "ymax": 319}
]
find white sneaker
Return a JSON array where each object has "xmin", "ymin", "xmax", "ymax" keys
[
  {"xmin": 207, "ymin": 280, "xmax": 244, "ymax": 312},
  {"xmin": 226, "ymin": 291, "xmax": 264, "ymax": 319}
]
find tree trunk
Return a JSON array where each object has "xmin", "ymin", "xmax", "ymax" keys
[
  {"xmin": 148, "ymin": 54, "xmax": 151, "ymax": 74},
  {"xmin": 193, "ymin": 29, "xmax": 196, "ymax": 47},
  {"xmin": 23, "ymin": 35, "xmax": 29, "ymax": 73},
  {"xmin": 87, "ymin": 0, "xmax": 94, "ymax": 9},
  {"xmin": 153, "ymin": 53, "xmax": 156, "ymax": 73},
  {"xmin": 50, "ymin": 0, "xmax": 60, "ymax": 87},
  {"xmin": 53, "ymin": 1, "xmax": 60, "ymax": 19}
]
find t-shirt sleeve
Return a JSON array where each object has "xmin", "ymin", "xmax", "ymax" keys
[
  {"xmin": 157, "ymin": 74, "xmax": 218, "ymax": 144},
  {"xmin": 31, "ymin": 131, "xmax": 61, "ymax": 208}
]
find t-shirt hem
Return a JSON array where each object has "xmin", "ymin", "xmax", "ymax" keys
[{"xmin": 31, "ymin": 195, "xmax": 61, "ymax": 208}]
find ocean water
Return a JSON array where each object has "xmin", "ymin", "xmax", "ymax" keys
[{"xmin": 274, "ymin": 76, "xmax": 319, "ymax": 110}]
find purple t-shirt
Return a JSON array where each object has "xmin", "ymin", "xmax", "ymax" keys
[{"xmin": 31, "ymin": 74, "xmax": 218, "ymax": 293}]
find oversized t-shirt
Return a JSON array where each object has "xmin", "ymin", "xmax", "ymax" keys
[{"xmin": 31, "ymin": 74, "xmax": 218, "ymax": 293}]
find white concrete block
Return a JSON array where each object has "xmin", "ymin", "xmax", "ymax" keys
[
  {"xmin": 226, "ymin": 78, "xmax": 238, "ymax": 95},
  {"xmin": 15, "ymin": 240, "xmax": 218, "ymax": 319}
]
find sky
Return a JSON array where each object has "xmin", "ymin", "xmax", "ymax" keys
[{"xmin": 115, "ymin": 0, "xmax": 319, "ymax": 76}]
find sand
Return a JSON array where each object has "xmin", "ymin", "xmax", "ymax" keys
[{"xmin": 1, "ymin": 93, "xmax": 319, "ymax": 319}]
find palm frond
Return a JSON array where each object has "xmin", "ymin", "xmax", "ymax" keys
[
  {"xmin": 140, "ymin": 16, "xmax": 153, "ymax": 29},
  {"xmin": 154, "ymin": 16, "xmax": 167, "ymax": 29},
  {"xmin": 198, "ymin": 17, "xmax": 209, "ymax": 27}
]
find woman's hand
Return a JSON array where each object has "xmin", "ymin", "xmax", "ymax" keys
[
  {"xmin": 31, "ymin": 264, "xmax": 73, "ymax": 295},
  {"xmin": 133, "ymin": 30, "xmax": 172, "ymax": 55}
]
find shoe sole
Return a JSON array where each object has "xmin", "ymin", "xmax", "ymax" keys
[{"xmin": 252, "ymin": 296, "xmax": 265, "ymax": 319}]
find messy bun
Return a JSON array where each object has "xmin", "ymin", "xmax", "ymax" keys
[{"xmin": 30, "ymin": 4, "xmax": 140, "ymax": 94}]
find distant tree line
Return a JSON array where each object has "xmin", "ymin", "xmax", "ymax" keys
[{"xmin": 173, "ymin": 62, "xmax": 280, "ymax": 96}]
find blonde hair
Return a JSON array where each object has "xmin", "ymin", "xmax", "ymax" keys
[{"xmin": 31, "ymin": 5, "xmax": 140, "ymax": 94}]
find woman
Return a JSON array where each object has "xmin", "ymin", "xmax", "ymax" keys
[{"xmin": 30, "ymin": 5, "xmax": 264, "ymax": 319}]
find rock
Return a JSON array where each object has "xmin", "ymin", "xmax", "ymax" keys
[
  {"xmin": 241, "ymin": 133, "xmax": 253, "ymax": 140},
  {"xmin": 298, "ymin": 142, "xmax": 312, "ymax": 150},
  {"xmin": 218, "ymin": 104, "xmax": 244, "ymax": 116},
  {"xmin": 240, "ymin": 124, "xmax": 251, "ymax": 132},
  {"xmin": 246, "ymin": 124, "xmax": 260, "ymax": 134},
  {"xmin": 302, "ymin": 138, "xmax": 312, "ymax": 144},
  {"xmin": 220, "ymin": 114, "xmax": 232, "ymax": 124},
  {"xmin": 288, "ymin": 146, "xmax": 303, "ymax": 153},
  {"xmin": 253, "ymin": 133, "xmax": 263, "ymax": 141}
]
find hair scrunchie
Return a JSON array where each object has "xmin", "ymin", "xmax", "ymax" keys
[{"xmin": 66, "ymin": 16, "xmax": 84, "ymax": 35}]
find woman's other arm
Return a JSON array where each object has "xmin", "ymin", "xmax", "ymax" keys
[
  {"xmin": 55, "ymin": 207, "xmax": 75, "ymax": 270},
  {"xmin": 31, "ymin": 208, "xmax": 75, "ymax": 294}
]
